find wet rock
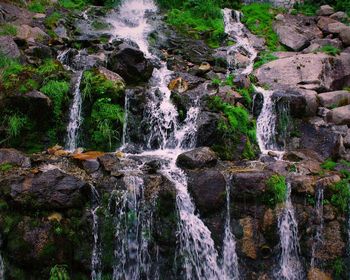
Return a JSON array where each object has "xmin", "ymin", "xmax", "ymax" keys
[
  {"xmin": 317, "ymin": 5, "xmax": 335, "ymax": 16},
  {"xmin": 168, "ymin": 77, "xmax": 189, "ymax": 93},
  {"xmin": 176, "ymin": 147, "xmax": 217, "ymax": 169},
  {"xmin": 0, "ymin": 35, "xmax": 20, "ymax": 58},
  {"xmin": 316, "ymin": 174, "xmax": 341, "ymax": 189},
  {"xmin": 98, "ymin": 153, "xmax": 121, "ymax": 174},
  {"xmin": 231, "ymin": 170, "xmax": 272, "ymax": 201},
  {"xmin": 326, "ymin": 105, "xmax": 350, "ymax": 125},
  {"xmin": 239, "ymin": 217, "xmax": 257, "ymax": 259},
  {"xmin": 187, "ymin": 169, "xmax": 226, "ymax": 215},
  {"xmin": 0, "ymin": 148, "xmax": 30, "ymax": 168},
  {"xmin": 290, "ymin": 175, "xmax": 316, "ymax": 195},
  {"xmin": 97, "ymin": 66, "xmax": 125, "ymax": 87},
  {"xmin": 255, "ymin": 53, "xmax": 350, "ymax": 91},
  {"xmin": 234, "ymin": 74, "xmax": 251, "ymax": 89},
  {"xmin": 72, "ymin": 152, "xmax": 102, "ymax": 174},
  {"xmin": 107, "ymin": 43, "xmax": 154, "ymax": 84},
  {"xmin": 196, "ymin": 111, "xmax": 221, "ymax": 147},
  {"xmin": 319, "ymin": 90, "xmax": 350, "ymax": 108},
  {"xmin": 307, "ymin": 268, "xmax": 332, "ymax": 280},
  {"xmin": 8, "ymin": 168, "xmax": 89, "ymax": 209}
]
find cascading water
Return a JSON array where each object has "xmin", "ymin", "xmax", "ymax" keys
[
  {"xmin": 66, "ymin": 71, "xmax": 83, "ymax": 152},
  {"xmin": 223, "ymin": 9, "xmax": 279, "ymax": 155},
  {"xmin": 310, "ymin": 186, "xmax": 324, "ymax": 268},
  {"xmin": 0, "ymin": 253, "xmax": 4, "ymax": 280},
  {"xmin": 275, "ymin": 182, "xmax": 304, "ymax": 280},
  {"xmin": 221, "ymin": 176, "xmax": 240, "ymax": 280},
  {"xmin": 91, "ymin": 186, "xmax": 102, "ymax": 280},
  {"xmin": 112, "ymin": 175, "xmax": 154, "ymax": 280}
]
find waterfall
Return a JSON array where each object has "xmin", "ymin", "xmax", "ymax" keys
[
  {"xmin": 112, "ymin": 175, "xmax": 153, "ymax": 280},
  {"xmin": 275, "ymin": 182, "xmax": 304, "ymax": 280},
  {"xmin": 66, "ymin": 71, "xmax": 83, "ymax": 152},
  {"xmin": 91, "ymin": 186, "xmax": 102, "ymax": 280},
  {"xmin": 121, "ymin": 89, "xmax": 131, "ymax": 148},
  {"xmin": 311, "ymin": 186, "xmax": 324, "ymax": 268},
  {"xmin": 221, "ymin": 176, "xmax": 240, "ymax": 280}
]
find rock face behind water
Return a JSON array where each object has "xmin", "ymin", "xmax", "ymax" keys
[{"xmin": 107, "ymin": 43, "xmax": 154, "ymax": 84}]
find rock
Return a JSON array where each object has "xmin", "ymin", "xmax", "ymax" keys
[
  {"xmin": 290, "ymin": 175, "xmax": 316, "ymax": 195},
  {"xmin": 239, "ymin": 217, "xmax": 257, "ymax": 259},
  {"xmin": 327, "ymin": 22, "xmax": 348, "ymax": 34},
  {"xmin": 16, "ymin": 24, "xmax": 49, "ymax": 42},
  {"xmin": 307, "ymin": 268, "xmax": 332, "ymax": 280},
  {"xmin": 176, "ymin": 147, "xmax": 217, "ymax": 169},
  {"xmin": 323, "ymin": 204, "xmax": 336, "ymax": 221},
  {"xmin": 72, "ymin": 151, "xmax": 103, "ymax": 174},
  {"xmin": 107, "ymin": 43, "xmax": 154, "ymax": 84},
  {"xmin": 319, "ymin": 90, "xmax": 350, "ymax": 108},
  {"xmin": 317, "ymin": 175, "xmax": 341, "ymax": 189},
  {"xmin": 255, "ymin": 53, "xmax": 350, "ymax": 91},
  {"xmin": 273, "ymin": 14, "xmax": 322, "ymax": 51},
  {"xmin": 310, "ymin": 38, "xmax": 342, "ymax": 48},
  {"xmin": 234, "ymin": 52, "xmax": 250, "ymax": 67},
  {"xmin": 231, "ymin": 170, "xmax": 272, "ymax": 201},
  {"xmin": 339, "ymin": 27, "xmax": 350, "ymax": 46},
  {"xmin": 0, "ymin": 148, "xmax": 30, "ymax": 168},
  {"xmin": 198, "ymin": 62, "xmax": 211, "ymax": 73},
  {"xmin": 187, "ymin": 169, "xmax": 226, "ymax": 214},
  {"xmin": 98, "ymin": 153, "xmax": 120, "ymax": 174},
  {"xmin": 317, "ymin": 5, "xmax": 335, "ymax": 16},
  {"xmin": 97, "ymin": 66, "xmax": 125, "ymax": 87},
  {"xmin": 327, "ymin": 105, "xmax": 350, "ymax": 125},
  {"xmin": 196, "ymin": 111, "xmax": 221, "ymax": 147},
  {"xmin": 8, "ymin": 168, "xmax": 89, "ymax": 209},
  {"xmin": 233, "ymin": 74, "xmax": 251, "ymax": 89},
  {"xmin": 344, "ymin": 130, "xmax": 350, "ymax": 148},
  {"xmin": 168, "ymin": 77, "xmax": 189, "ymax": 93},
  {"xmin": 24, "ymin": 42, "xmax": 53, "ymax": 59},
  {"xmin": 330, "ymin": 11, "xmax": 348, "ymax": 21},
  {"xmin": 317, "ymin": 16, "xmax": 339, "ymax": 33},
  {"xmin": 0, "ymin": 35, "xmax": 20, "ymax": 58}
]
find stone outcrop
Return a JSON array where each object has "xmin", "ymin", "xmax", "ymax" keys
[
  {"xmin": 0, "ymin": 35, "xmax": 20, "ymax": 58},
  {"xmin": 176, "ymin": 147, "xmax": 218, "ymax": 169},
  {"xmin": 0, "ymin": 148, "xmax": 31, "ymax": 168}
]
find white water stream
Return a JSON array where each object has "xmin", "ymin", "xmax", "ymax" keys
[
  {"xmin": 275, "ymin": 182, "xmax": 304, "ymax": 280},
  {"xmin": 91, "ymin": 186, "xmax": 102, "ymax": 280},
  {"xmin": 0, "ymin": 253, "xmax": 4, "ymax": 280}
]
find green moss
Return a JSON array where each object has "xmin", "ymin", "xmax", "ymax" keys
[
  {"xmin": 28, "ymin": 0, "xmax": 49, "ymax": 12},
  {"xmin": 37, "ymin": 59, "xmax": 62, "ymax": 75},
  {"xmin": 265, "ymin": 175, "xmax": 287, "ymax": 207},
  {"xmin": 331, "ymin": 258, "xmax": 345, "ymax": 280},
  {"xmin": 0, "ymin": 23, "xmax": 17, "ymax": 36},
  {"xmin": 241, "ymin": 3, "xmax": 282, "ymax": 51},
  {"xmin": 91, "ymin": 20, "xmax": 110, "ymax": 30},
  {"xmin": 253, "ymin": 51, "xmax": 278, "ymax": 69}
]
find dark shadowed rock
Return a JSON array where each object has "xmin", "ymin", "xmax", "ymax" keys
[
  {"xmin": 196, "ymin": 111, "xmax": 221, "ymax": 147},
  {"xmin": 8, "ymin": 168, "xmax": 89, "ymax": 209},
  {"xmin": 187, "ymin": 169, "xmax": 226, "ymax": 215},
  {"xmin": 0, "ymin": 148, "xmax": 30, "ymax": 168},
  {"xmin": 107, "ymin": 43, "xmax": 154, "ymax": 83},
  {"xmin": 176, "ymin": 147, "xmax": 217, "ymax": 169}
]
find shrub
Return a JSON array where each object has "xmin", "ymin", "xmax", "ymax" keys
[{"xmin": 266, "ymin": 175, "xmax": 287, "ymax": 207}]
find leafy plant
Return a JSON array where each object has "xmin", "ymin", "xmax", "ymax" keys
[
  {"xmin": 37, "ymin": 59, "xmax": 61, "ymax": 75},
  {"xmin": 330, "ymin": 179, "xmax": 350, "ymax": 212},
  {"xmin": 266, "ymin": 175, "xmax": 287, "ymax": 207},
  {"xmin": 0, "ymin": 163, "xmax": 13, "ymax": 172},
  {"xmin": 49, "ymin": 265, "xmax": 70, "ymax": 280}
]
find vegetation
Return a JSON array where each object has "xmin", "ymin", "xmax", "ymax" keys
[
  {"xmin": 0, "ymin": 163, "xmax": 13, "ymax": 172},
  {"xmin": 330, "ymin": 179, "xmax": 350, "ymax": 212},
  {"xmin": 319, "ymin": 45, "xmax": 341, "ymax": 56},
  {"xmin": 321, "ymin": 159, "xmax": 337, "ymax": 170},
  {"xmin": 265, "ymin": 175, "xmax": 287, "ymax": 207},
  {"xmin": 49, "ymin": 265, "xmax": 70, "ymax": 280},
  {"xmin": 0, "ymin": 23, "xmax": 17, "ymax": 36},
  {"xmin": 241, "ymin": 3, "xmax": 283, "ymax": 51},
  {"xmin": 254, "ymin": 51, "xmax": 278, "ymax": 69},
  {"xmin": 293, "ymin": 0, "xmax": 350, "ymax": 16}
]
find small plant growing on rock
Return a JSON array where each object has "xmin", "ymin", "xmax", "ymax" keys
[
  {"xmin": 266, "ymin": 175, "xmax": 287, "ymax": 207},
  {"xmin": 319, "ymin": 45, "xmax": 341, "ymax": 56},
  {"xmin": 330, "ymin": 179, "xmax": 350, "ymax": 212},
  {"xmin": 321, "ymin": 159, "xmax": 337, "ymax": 170},
  {"xmin": 0, "ymin": 23, "xmax": 17, "ymax": 36},
  {"xmin": 49, "ymin": 265, "xmax": 70, "ymax": 280}
]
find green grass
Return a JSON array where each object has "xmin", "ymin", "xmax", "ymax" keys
[
  {"xmin": 0, "ymin": 23, "xmax": 17, "ymax": 36},
  {"xmin": 321, "ymin": 159, "xmax": 337, "ymax": 170},
  {"xmin": 330, "ymin": 179, "xmax": 350, "ymax": 212},
  {"xmin": 319, "ymin": 45, "xmax": 341, "ymax": 56},
  {"xmin": 266, "ymin": 175, "xmax": 287, "ymax": 207},
  {"xmin": 45, "ymin": 12, "xmax": 62, "ymax": 28},
  {"xmin": 292, "ymin": 1, "xmax": 318, "ymax": 16},
  {"xmin": 241, "ymin": 3, "xmax": 282, "ymax": 51},
  {"xmin": 37, "ymin": 59, "xmax": 61, "ymax": 75},
  {"xmin": 254, "ymin": 51, "xmax": 278, "ymax": 69},
  {"xmin": 28, "ymin": 0, "xmax": 49, "ymax": 13},
  {"xmin": 0, "ymin": 163, "xmax": 14, "ymax": 172},
  {"xmin": 40, "ymin": 80, "xmax": 70, "ymax": 119},
  {"xmin": 49, "ymin": 265, "xmax": 70, "ymax": 280},
  {"xmin": 164, "ymin": 0, "xmax": 225, "ymax": 48}
]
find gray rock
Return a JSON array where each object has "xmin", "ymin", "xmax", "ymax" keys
[
  {"xmin": 176, "ymin": 147, "xmax": 217, "ymax": 169},
  {"xmin": 311, "ymin": 38, "xmax": 342, "ymax": 49},
  {"xmin": 187, "ymin": 169, "xmax": 226, "ymax": 214},
  {"xmin": 274, "ymin": 25, "xmax": 309, "ymax": 51},
  {"xmin": 318, "ymin": 90, "xmax": 350, "ymax": 108},
  {"xmin": 330, "ymin": 11, "xmax": 348, "ymax": 21},
  {"xmin": 340, "ymin": 27, "xmax": 350, "ymax": 46},
  {"xmin": 0, "ymin": 35, "xmax": 20, "ymax": 58},
  {"xmin": 0, "ymin": 148, "xmax": 30, "ymax": 168},
  {"xmin": 317, "ymin": 16, "xmax": 339, "ymax": 33},
  {"xmin": 344, "ymin": 130, "xmax": 350, "ymax": 148},
  {"xmin": 326, "ymin": 105, "xmax": 350, "ymax": 125},
  {"xmin": 255, "ymin": 53, "xmax": 350, "ymax": 91},
  {"xmin": 317, "ymin": 5, "xmax": 335, "ymax": 16},
  {"xmin": 327, "ymin": 22, "xmax": 348, "ymax": 34}
]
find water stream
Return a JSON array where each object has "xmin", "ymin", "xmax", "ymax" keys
[
  {"xmin": 310, "ymin": 186, "xmax": 324, "ymax": 268},
  {"xmin": 91, "ymin": 186, "xmax": 102, "ymax": 280},
  {"xmin": 275, "ymin": 182, "xmax": 304, "ymax": 280},
  {"xmin": 0, "ymin": 253, "xmax": 4, "ymax": 280}
]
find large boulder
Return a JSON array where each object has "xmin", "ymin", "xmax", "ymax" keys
[
  {"xmin": 318, "ymin": 90, "xmax": 350, "ymax": 108},
  {"xmin": 176, "ymin": 147, "xmax": 217, "ymax": 169},
  {"xmin": 273, "ymin": 14, "xmax": 322, "ymax": 51},
  {"xmin": 255, "ymin": 53, "xmax": 350, "ymax": 91},
  {"xmin": 187, "ymin": 169, "xmax": 226, "ymax": 215},
  {"xmin": 339, "ymin": 27, "xmax": 350, "ymax": 46},
  {"xmin": 0, "ymin": 148, "xmax": 30, "ymax": 168},
  {"xmin": 7, "ymin": 168, "xmax": 89, "ymax": 209},
  {"xmin": 16, "ymin": 24, "xmax": 49, "ymax": 43},
  {"xmin": 326, "ymin": 105, "xmax": 350, "ymax": 125},
  {"xmin": 107, "ymin": 43, "xmax": 154, "ymax": 84},
  {"xmin": 316, "ymin": 5, "xmax": 335, "ymax": 16},
  {"xmin": 317, "ymin": 16, "xmax": 339, "ymax": 33},
  {"xmin": 0, "ymin": 35, "xmax": 20, "ymax": 58}
]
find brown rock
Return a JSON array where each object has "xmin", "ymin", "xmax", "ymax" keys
[
  {"xmin": 340, "ymin": 27, "xmax": 350, "ymax": 46},
  {"xmin": 168, "ymin": 77, "xmax": 189, "ymax": 93},
  {"xmin": 239, "ymin": 217, "xmax": 257, "ymax": 259},
  {"xmin": 0, "ymin": 148, "xmax": 30, "ymax": 168},
  {"xmin": 317, "ymin": 5, "xmax": 335, "ymax": 16},
  {"xmin": 308, "ymin": 268, "xmax": 332, "ymax": 280}
]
